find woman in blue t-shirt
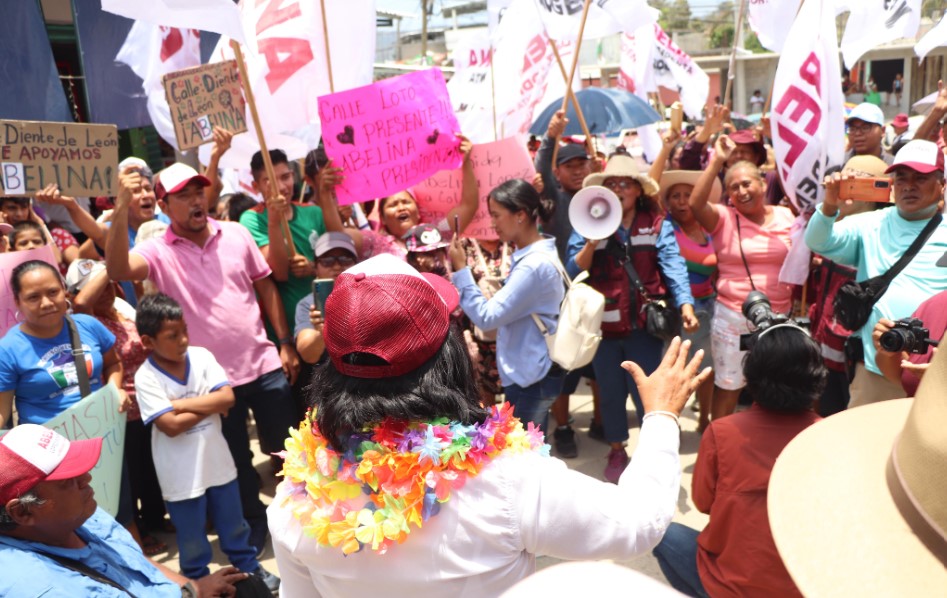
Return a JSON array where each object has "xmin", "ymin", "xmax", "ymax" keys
[{"xmin": 0, "ymin": 260, "xmax": 128, "ymax": 427}]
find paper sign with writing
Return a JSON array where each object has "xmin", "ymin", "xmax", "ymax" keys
[
  {"xmin": 163, "ymin": 60, "xmax": 247, "ymax": 151},
  {"xmin": 319, "ymin": 69, "xmax": 463, "ymax": 205},
  {"xmin": 0, "ymin": 121, "xmax": 119, "ymax": 197},
  {"xmin": 0, "ymin": 383, "xmax": 127, "ymax": 517},
  {"xmin": 0, "ymin": 246, "xmax": 57, "ymax": 338},
  {"xmin": 414, "ymin": 137, "xmax": 535, "ymax": 240}
]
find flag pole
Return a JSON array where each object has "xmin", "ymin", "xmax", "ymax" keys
[
  {"xmin": 489, "ymin": 52, "xmax": 499, "ymax": 141},
  {"xmin": 552, "ymin": 0, "xmax": 594, "ymax": 168},
  {"xmin": 550, "ymin": 40, "xmax": 595, "ymax": 157},
  {"xmin": 723, "ymin": 0, "xmax": 749, "ymax": 109},
  {"xmin": 230, "ymin": 40, "xmax": 297, "ymax": 256},
  {"xmin": 319, "ymin": 0, "xmax": 336, "ymax": 93}
]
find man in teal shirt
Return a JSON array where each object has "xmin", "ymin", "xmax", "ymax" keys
[{"xmin": 805, "ymin": 140, "xmax": 947, "ymax": 407}]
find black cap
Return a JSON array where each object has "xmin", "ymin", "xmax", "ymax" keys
[{"xmin": 556, "ymin": 144, "xmax": 590, "ymax": 166}]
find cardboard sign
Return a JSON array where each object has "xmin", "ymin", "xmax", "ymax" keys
[
  {"xmin": 414, "ymin": 137, "xmax": 535, "ymax": 240},
  {"xmin": 163, "ymin": 60, "xmax": 247, "ymax": 151},
  {"xmin": 0, "ymin": 245, "xmax": 57, "ymax": 338},
  {"xmin": 44, "ymin": 384, "xmax": 127, "ymax": 517},
  {"xmin": 0, "ymin": 120, "xmax": 119, "ymax": 197},
  {"xmin": 319, "ymin": 69, "xmax": 463, "ymax": 205}
]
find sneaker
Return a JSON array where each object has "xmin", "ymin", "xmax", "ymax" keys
[
  {"xmin": 251, "ymin": 567, "xmax": 281, "ymax": 594},
  {"xmin": 588, "ymin": 420, "xmax": 605, "ymax": 441},
  {"xmin": 553, "ymin": 426, "xmax": 578, "ymax": 458},
  {"xmin": 604, "ymin": 448, "xmax": 629, "ymax": 483}
]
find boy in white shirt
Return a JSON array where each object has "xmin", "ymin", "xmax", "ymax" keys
[{"xmin": 134, "ymin": 293, "xmax": 279, "ymax": 593}]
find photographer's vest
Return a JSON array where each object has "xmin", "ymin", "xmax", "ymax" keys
[{"xmin": 588, "ymin": 211, "xmax": 667, "ymax": 338}]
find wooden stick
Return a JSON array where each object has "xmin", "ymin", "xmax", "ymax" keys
[
  {"xmin": 319, "ymin": 0, "xmax": 335, "ymax": 93},
  {"xmin": 230, "ymin": 40, "xmax": 296, "ymax": 256},
  {"xmin": 549, "ymin": 40, "xmax": 594, "ymax": 157},
  {"xmin": 723, "ymin": 0, "xmax": 749, "ymax": 109},
  {"xmin": 552, "ymin": 0, "xmax": 594, "ymax": 166}
]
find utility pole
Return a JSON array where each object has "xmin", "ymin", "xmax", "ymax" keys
[{"xmin": 421, "ymin": 0, "xmax": 429, "ymax": 63}]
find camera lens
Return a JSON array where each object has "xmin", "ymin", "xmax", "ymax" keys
[
  {"xmin": 879, "ymin": 328, "xmax": 914, "ymax": 353},
  {"xmin": 742, "ymin": 291, "xmax": 772, "ymax": 328}
]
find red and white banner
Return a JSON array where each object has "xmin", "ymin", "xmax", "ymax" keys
[
  {"xmin": 531, "ymin": 0, "xmax": 657, "ymax": 41},
  {"xmin": 747, "ymin": 0, "xmax": 801, "ymax": 52},
  {"xmin": 771, "ymin": 0, "xmax": 845, "ymax": 213},
  {"xmin": 102, "ymin": 0, "xmax": 245, "ymax": 43},
  {"xmin": 116, "ymin": 23, "xmax": 201, "ymax": 151},
  {"xmin": 617, "ymin": 26, "xmax": 661, "ymax": 162},
  {"xmin": 837, "ymin": 0, "xmax": 922, "ymax": 69},
  {"xmin": 915, "ymin": 10, "xmax": 947, "ymax": 62}
]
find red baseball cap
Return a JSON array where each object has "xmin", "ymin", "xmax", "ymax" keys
[
  {"xmin": 728, "ymin": 129, "xmax": 767, "ymax": 166},
  {"xmin": 155, "ymin": 163, "xmax": 211, "ymax": 200},
  {"xmin": 323, "ymin": 254, "xmax": 458, "ymax": 378},
  {"xmin": 885, "ymin": 140, "xmax": 946, "ymax": 175},
  {"xmin": 0, "ymin": 424, "xmax": 102, "ymax": 504}
]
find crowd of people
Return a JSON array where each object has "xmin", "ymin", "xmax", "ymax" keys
[{"xmin": 2, "ymin": 73, "xmax": 947, "ymax": 596}]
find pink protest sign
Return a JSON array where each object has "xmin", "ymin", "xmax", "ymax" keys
[
  {"xmin": 319, "ymin": 69, "xmax": 463, "ymax": 205},
  {"xmin": 414, "ymin": 136, "xmax": 535, "ymax": 240},
  {"xmin": 0, "ymin": 245, "xmax": 57, "ymax": 337}
]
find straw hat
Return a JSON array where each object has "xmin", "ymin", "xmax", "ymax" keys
[
  {"xmin": 659, "ymin": 170, "xmax": 722, "ymax": 204},
  {"xmin": 583, "ymin": 154, "xmax": 660, "ymax": 197},
  {"xmin": 768, "ymin": 348, "xmax": 947, "ymax": 596}
]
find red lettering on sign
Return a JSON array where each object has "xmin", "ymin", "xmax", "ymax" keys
[
  {"xmin": 256, "ymin": 0, "xmax": 301, "ymax": 36},
  {"xmin": 160, "ymin": 27, "xmax": 183, "ymax": 62},
  {"xmin": 522, "ymin": 35, "xmax": 547, "ymax": 72},
  {"xmin": 798, "ymin": 52, "xmax": 821, "ymax": 95},
  {"xmin": 775, "ymin": 121, "xmax": 807, "ymax": 171},
  {"xmin": 776, "ymin": 85, "xmax": 821, "ymax": 136},
  {"xmin": 258, "ymin": 37, "xmax": 314, "ymax": 94}
]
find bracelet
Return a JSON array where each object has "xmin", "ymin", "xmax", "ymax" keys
[
  {"xmin": 642, "ymin": 410, "xmax": 681, "ymax": 429},
  {"xmin": 277, "ymin": 337, "xmax": 293, "ymax": 346}
]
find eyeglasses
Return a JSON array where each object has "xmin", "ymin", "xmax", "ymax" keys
[
  {"xmin": 847, "ymin": 122, "xmax": 876, "ymax": 135},
  {"xmin": 604, "ymin": 179, "xmax": 638, "ymax": 190},
  {"xmin": 317, "ymin": 256, "xmax": 356, "ymax": 267}
]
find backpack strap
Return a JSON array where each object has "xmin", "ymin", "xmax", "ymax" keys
[{"xmin": 529, "ymin": 254, "xmax": 585, "ymax": 336}]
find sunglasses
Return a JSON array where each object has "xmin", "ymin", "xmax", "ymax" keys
[
  {"xmin": 317, "ymin": 255, "xmax": 356, "ymax": 267},
  {"xmin": 604, "ymin": 180, "xmax": 637, "ymax": 190}
]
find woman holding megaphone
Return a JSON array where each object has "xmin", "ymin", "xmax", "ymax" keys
[{"xmin": 566, "ymin": 154, "xmax": 696, "ymax": 483}]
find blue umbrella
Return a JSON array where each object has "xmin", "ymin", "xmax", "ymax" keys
[{"xmin": 529, "ymin": 87, "xmax": 663, "ymax": 137}]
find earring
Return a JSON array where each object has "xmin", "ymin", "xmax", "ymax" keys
[
  {"xmin": 14, "ymin": 310, "xmax": 23, "ymax": 323},
  {"xmin": 518, "ymin": 219, "xmax": 523, "ymax": 224}
]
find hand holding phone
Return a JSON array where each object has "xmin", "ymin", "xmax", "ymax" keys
[
  {"xmin": 838, "ymin": 177, "xmax": 891, "ymax": 203},
  {"xmin": 312, "ymin": 278, "xmax": 335, "ymax": 312}
]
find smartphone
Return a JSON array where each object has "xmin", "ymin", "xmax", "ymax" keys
[
  {"xmin": 670, "ymin": 102, "xmax": 684, "ymax": 135},
  {"xmin": 838, "ymin": 177, "xmax": 891, "ymax": 203},
  {"xmin": 312, "ymin": 278, "xmax": 335, "ymax": 312}
]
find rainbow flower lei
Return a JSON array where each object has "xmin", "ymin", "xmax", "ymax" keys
[{"xmin": 277, "ymin": 402, "xmax": 549, "ymax": 555}]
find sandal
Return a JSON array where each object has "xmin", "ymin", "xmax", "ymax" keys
[{"xmin": 141, "ymin": 534, "xmax": 167, "ymax": 556}]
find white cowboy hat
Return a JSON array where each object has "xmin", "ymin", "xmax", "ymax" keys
[
  {"xmin": 658, "ymin": 170, "xmax": 722, "ymax": 204},
  {"xmin": 583, "ymin": 154, "xmax": 660, "ymax": 197}
]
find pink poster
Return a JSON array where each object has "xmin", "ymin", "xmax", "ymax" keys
[
  {"xmin": 0, "ymin": 245, "xmax": 57, "ymax": 337},
  {"xmin": 414, "ymin": 136, "xmax": 535, "ymax": 240},
  {"xmin": 319, "ymin": 69, "xmax": 463, "ymax": 205}
]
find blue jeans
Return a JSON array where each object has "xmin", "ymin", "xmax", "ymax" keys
[
  {"xmin": 592, "ymin": 330, "xmax": 663, "ymax": 442},
  {"xmin": 164, "ymin": 479, "xmax": 260, "ymax": 579},
  {"xmin": 653, "ymin": 522, "xmax": 710, "ymax": 598},
  {"xmin": 503, "ymin": 368, "xmax": 564, "ymax": 434},
  {"xmin": 222, "ymin": 369, "xmax": 296, "ymax": 527}
]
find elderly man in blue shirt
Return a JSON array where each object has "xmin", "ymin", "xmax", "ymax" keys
[
  {"xmin": 0, "ymin": 424, "xmax": 248, "ymax": 597},
  {"xmin": 805, "ymin": 140, "xmax": 947, "ymax": 407}
]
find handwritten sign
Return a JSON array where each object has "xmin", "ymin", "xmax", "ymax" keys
[
  {"xmin": 0, "ymin": 120, "xmax": 119, "ymax": 197},
  {"xmin": 0, "ymin": 246, "xmax": 57, "ymax": 338},
  {"xmin": 319, "ymin": 69, "xmax": 463, "ymax": 205},
  {"xmin": 45, "ymin": 384, "xmax": 126, "ymax": 517},
  {"xmin": 414, "ymin": 137, "xmax": 535, "ymax": 240},
  {"xmin": 163, "ymin": 60, "xmax": 247, "ymax": 151}
]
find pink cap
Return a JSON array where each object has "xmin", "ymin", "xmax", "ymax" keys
[
  {"xmin": 885, "ymin": 140, "xmax": 946, "ymax": 175},
  {"xmin": 323, "ymin": 255, "xmax": 456, "ymax": 379},
  {"xmin": 892, "ymin": 113, "xmax": 909, "ymax": 128},
  {"xmin": 0, "ymin": 424, "xmax": 102, "ymax": 504},
  {"xmin": 155, "ymin": 163, "xmax": 211, "ymax": 199}
]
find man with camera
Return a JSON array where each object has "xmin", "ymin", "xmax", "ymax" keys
[
  {"xmin": 873, "ymin": 287, "xmax": 945, "ymax": 396},
  {"xmin": 805, "ymin": 140, "xmax": 947, "ymax": 407}
]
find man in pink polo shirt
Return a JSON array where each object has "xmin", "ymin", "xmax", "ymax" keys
[{"xmin": 105, "ymin": 163, "xmax": 300, "ymax": 554}]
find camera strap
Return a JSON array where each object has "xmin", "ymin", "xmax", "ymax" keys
[
  {"xmin": 65, "ymin": 314, "xmax": 92, "ymax": 398},
  {"xmin": 734, "ymin": 214, "xmax": 757, "ymax": 291},
  {"xmin": 871, "ymin": 213, "xmax": 942, "ymax": 290}
]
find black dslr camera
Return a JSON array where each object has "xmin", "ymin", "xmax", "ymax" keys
[
  {"xmin": 739, "ymin": 291, "xmax": 808, "ymax": 351},
  {"xmin": 879, "ymin": 318, "xmax": 940, "ymax": 354}
]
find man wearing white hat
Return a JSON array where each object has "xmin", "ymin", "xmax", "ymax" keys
[
  {"xmin": 844, "ymin": 102, "xmax": 895, "ymax": 165},
  {"xmin": 806, "ymin": 140, "xmax": 947, "ymax": 407}
]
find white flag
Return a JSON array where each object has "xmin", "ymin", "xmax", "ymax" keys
[
  {"xmin": 617, "ymin": 26, "xmax": 662, "ymax": 163},
  {"xmin": 747, "ymin": 0, "xmax": 801, "ymax": 52},
  {"xmin": 838, "ymin": 0, "xmax": 922, "ymax": 69},
  {"xmin": 771, "ymin": 0, "xmax": 846, "ymax": 213},
  {"xmin": 101, "ymin": 0, "xmax": 245, "ymax": 43},
  {"xmin": 116, "ymin": 23, "xmax": 201, "ymax": 150},
  {"xmin": 487, "ymin": 0, "xmax": 515, "ymax": 37},
  {"xmin": 915, "ymin": 11, "xmax": 947, "ymax": 62},
  {"xmin": 453, "ymin": 31, "xmax": 493, "ymax": 74},
  {"xmin": 532, "ymin": 0, "xmax": 658, "ymax": 41},
  {"xmin": 649, "ymin": 25, "xmax": 709, "ymax": 119}
]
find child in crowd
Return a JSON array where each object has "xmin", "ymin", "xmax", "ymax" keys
[
  {"xmin": 404, "ymin": 223, "xmax": 451, "ymax": 278},
  {"xmin": 134, "ymin": 293, "xmax": 280, "ymax": 593},
  {"xmin": 9, "ymin": 222, "xmax": 48, "ymax": 252}
]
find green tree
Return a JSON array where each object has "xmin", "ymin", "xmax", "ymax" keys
[{"xmin": 665, "ymin": 0, "xmax": 692, "ymax": 31}]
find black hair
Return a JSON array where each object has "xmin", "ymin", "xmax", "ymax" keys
[
  {"xmin": 743, "ymin": 326, "xmax": 828, "ymax": 412},
  {"xmin": 136, "ymin": 292, "xmax": 185, "ymax": 339},
  {"xmin": 227, "ymin": 193, "xmax": 258, "ymax": 223},
  {"xmin": 311, "ymin": 324, "xmax": 489, "ymax": 451},
  {"xmin": 9, "ymin": 222, "xmax": 45, "ymax": 247},
  {"xmin": 0, "ymin": 196, "xmax": 29, "ymax": 208},
  {"xmin": 249, "ymin": 149, "xmax": 289, "ymax": 180},
  {"xmin": 304, "ymin": 146, "xmax": 329, "ymax": 181},
  {"xmin": 10, "ymin": 260, "xmax": 62, "ymax": 298},
  {"xmin": 488, "ymin": 178, "xmax": 555, "ymax": 222}
]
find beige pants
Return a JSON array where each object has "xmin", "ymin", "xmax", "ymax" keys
[{"xmin": 849, "ymin": 363, "xmax": 906, "ymax": 409}]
